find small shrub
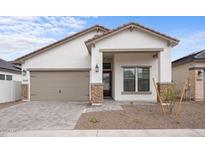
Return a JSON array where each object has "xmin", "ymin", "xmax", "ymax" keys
[
  {"xmin": 130, "ymin": 101, "xmax": 134, "ymax": 105},
  {"xmin": 89, "ymin": 117, "xmax": 98, "ymax": 123},
  {"xmin": 176, "ymin": 121, "xmax": 180, "ymax": 124},
  {"xmin": 133, "ymin": 119, "xmax": 141, "ymax": 123},
  {"xmin": 164, "ymin": 86, "xmax": 177, "ymax": 114}
]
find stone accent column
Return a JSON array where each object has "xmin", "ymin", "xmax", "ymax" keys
[
  {"xmin": 90, "ymin": 83, "xmax": 103, "ymax": 105},
  {"xmin": 21, "ymin": 84, "xmax": 28, "ymax": 100},
  {"xmin": 157, "ymin": 82, "xmax": 174, "ymax": 102}
]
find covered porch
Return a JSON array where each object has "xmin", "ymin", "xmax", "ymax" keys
[
  {"xmin": 90, "ymin": 47, "xmax": 169, "ymax": 105},
  {"xmin": 86, "ymin": 23, "xmax": 176, "ymax": 105},
  {"xmin": 102, "ymin": 49, "xmax": 161, "ymax": 102}
]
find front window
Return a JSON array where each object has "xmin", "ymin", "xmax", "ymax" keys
[
  {"xmin": 6, "ymin": 75, "xmax": 12, "ymax": 81},
  {"xmin": 123, "ymin": 68, "xmax": 135, "ymax": 92},
  {"xmin": 103, "ymin": 63, "xmax": 111, "ymax": 70},
  {"xmin": 0, "ymin": 74, "xmax": 5, "ymax": 80},
  {"xmin": 138, "ymin": 67, "xmax": 150, "ymax": 92}
]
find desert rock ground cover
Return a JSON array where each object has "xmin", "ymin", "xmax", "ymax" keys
[{"xmin": 75, "ymin": 102, "xmax": 205, "ymax": 129}]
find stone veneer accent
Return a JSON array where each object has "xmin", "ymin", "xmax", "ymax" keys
[
  {"xmin": 90, "ymin": 83, "xmax": 104, "ymax": 104},
  {"xmin": 21, "ymin": 84, "xmax": 28, "ymax": 100},
  {"xmin": 157, "ymin": 82, "xmax": 174, "ymax": 102}
]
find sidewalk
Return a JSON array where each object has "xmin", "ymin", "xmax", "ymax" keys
[{"xmin": 2, "ymin": 129, "xmax": 205, "ymax": 137}]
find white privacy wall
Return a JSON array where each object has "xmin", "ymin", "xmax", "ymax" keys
[{"xmin": 0, "ymin": 81, "xmax": 21, "ymax": 103}]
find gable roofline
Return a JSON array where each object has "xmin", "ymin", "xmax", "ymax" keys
[
  {"xmin": 14, "ymin": 25, "xmax": 109, "ymax": 64},
  {"xmin": 172, "ymin": 49, "xmax": 205, "ymax": 67},
  {"xmin": 85, "ymin": 22, "xmax": 180, "ymax": 50}
]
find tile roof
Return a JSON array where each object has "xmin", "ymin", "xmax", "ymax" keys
[
  {"xmin": 85, "ymin": 22, "xmax": 179, "ymax": 44},
  {"xmin": 0, "ymin": 58, "xmax": 21, "ymax": 72},
  {"xmin": 14, "ymin": 25, "xmax": 109, "ymax": 63},
  {"xmin": 172, "ymin": 49, "xmax": 205, "ymax": 66}
]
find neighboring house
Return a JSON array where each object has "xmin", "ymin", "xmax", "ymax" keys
[
  {"xmin": 172, "ymin": 49, "xmax": 205, "ymax": 101},
  {"xmin": 14, "ymin": 22, "xmax": 179, "ymax": 104},
  {"xmin": 0, "ymin": 58, "xmax": 21, "ymax": 81},
  {"xmin": 0, "ymin": 58, "xmax": 22, "ymax": 103}
]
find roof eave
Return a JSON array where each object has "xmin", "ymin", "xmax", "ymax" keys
[
  {"xmin": 14, "ymin": 25, "xmax": 109, "ymax": 63},
  {"xmin": 85, "ymin": 23, "xmax": 180, "ymax": 47}
]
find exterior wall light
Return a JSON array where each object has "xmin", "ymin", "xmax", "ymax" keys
[
  {"xmin": 22, "ymin": 69, "xmax": 27, "ymax": 76},
  {"xmin": 197, "ymin": 70, "xmax": 202, "ymax": 77},
  {"xmin": 95, "ymin": 64, "xmax": 99, "ymax": 72}
]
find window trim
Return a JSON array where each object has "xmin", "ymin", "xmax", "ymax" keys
[{"xmin": 122, "ymin": 66, "xmax": 151, "ymax": 94}]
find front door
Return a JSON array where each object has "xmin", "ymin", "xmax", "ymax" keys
[{"xmin": 103, "ymin": 71, "xmax": 112, "ymax": 96}]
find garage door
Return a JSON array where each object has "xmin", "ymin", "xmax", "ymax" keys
[{"xmin": 30, "ymin": 71, "xmax": 89, "ymax": 101}]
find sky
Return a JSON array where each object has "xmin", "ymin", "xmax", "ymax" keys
[{"xmin": 0, "ymin": 16, "xmax": 205, "ymax": 61}]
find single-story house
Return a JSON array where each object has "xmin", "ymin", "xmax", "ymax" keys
[
  {"xmin": 14, "ymin": 22, "xmax": 179, "ymax": 105},
  {"xmin": 0, "ymin": 58, "xmax": 22, "ymax": 103},
  {"xmin": 172, "ymin": 49, "xmax": 205, "ymax": 101}
]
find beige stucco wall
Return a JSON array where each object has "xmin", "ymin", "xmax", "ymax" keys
[
  {"xmin": 172, "ymin": 62, "xmax": 194, "ymax": 91},
  {"xmin": 172, "ymin": 61, "xmax": 205, "ymax": 101},
  {"xmin": 194, "ymin": 69, "xmax": 204, "ymax": 101}
]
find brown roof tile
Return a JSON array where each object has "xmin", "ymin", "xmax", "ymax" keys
[{"xmin": 85, "ymin": 22, "xmax": 179, "ymax": 44}]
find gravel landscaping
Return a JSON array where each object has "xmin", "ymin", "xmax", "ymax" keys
[{"xmin": 75, "ymin": 102, "xmax": 205, "ymax": 129}]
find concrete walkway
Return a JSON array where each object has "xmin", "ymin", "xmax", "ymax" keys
[{"xmin": 2, "ymin": 129, "xmax": 205, "ymax": 137}]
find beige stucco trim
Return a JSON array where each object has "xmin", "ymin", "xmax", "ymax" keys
[
  {"xmin": 189, "ymin": 67, "xmax": 205, "ymax": 70},
  {"xmin": 27, "ymin": 68, "xmax": 91, "ymax": 72},
  {"xmin": 121, "ymin": 65, "xmax": 152, "ymax": 68},
  {"xmin": 100, "ymin": 48, "xmax": 163, "ymax": 53},
  {"xmin": 90, "ymin": 83, "xmax": 104, "ymax": 85},
  {"xmin": 121, "ymin": 91, "xmax": 152, "ymax": 95}
]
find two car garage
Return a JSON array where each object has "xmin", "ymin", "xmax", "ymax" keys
[{"xmin": 30, "ymin": 71, "xmax": 89, "ymax": 101}]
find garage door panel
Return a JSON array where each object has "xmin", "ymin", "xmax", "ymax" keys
[{"xmin": 30, "ymin": 71, "xmax": 89, "ymax": 101}]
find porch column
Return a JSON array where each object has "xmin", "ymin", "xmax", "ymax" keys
[
  {"xmin": 90, "ymin": 47, "xmax": 103, "ymax": 105},
  {"xmin": 158, "ymin": 50, "xmax": 174, "ymax": 101}
]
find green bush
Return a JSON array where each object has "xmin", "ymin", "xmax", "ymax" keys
[{"xmin": 89, "ymin": 117, "xmax": 99, "ymax": 123}]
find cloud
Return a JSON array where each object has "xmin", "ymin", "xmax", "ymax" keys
[
  {"xmin": 0, "ymin": 16, "xmax": 88, "ymax": 61},
  {"xmin": 172, "ymin": 31, "xmax": 205, "ymax": 60}
]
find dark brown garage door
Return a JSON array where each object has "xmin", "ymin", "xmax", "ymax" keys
[{"xmin": 30, "ymin": 71, "xmax": 89, "ymax": 101}]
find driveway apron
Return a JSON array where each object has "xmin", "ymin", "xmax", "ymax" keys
[{"xmin": 0, "ymin": 101, "xmax": 87, "ymax": 135}]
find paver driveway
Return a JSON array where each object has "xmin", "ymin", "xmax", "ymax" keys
[{"xmin": 0, "ymin": 101, "xmax": 87, "ymax": 136}]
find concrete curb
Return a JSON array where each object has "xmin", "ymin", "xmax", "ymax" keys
[{"xmin": 2, "ymin": 129, "xmax": 205, "ymax": 137}]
